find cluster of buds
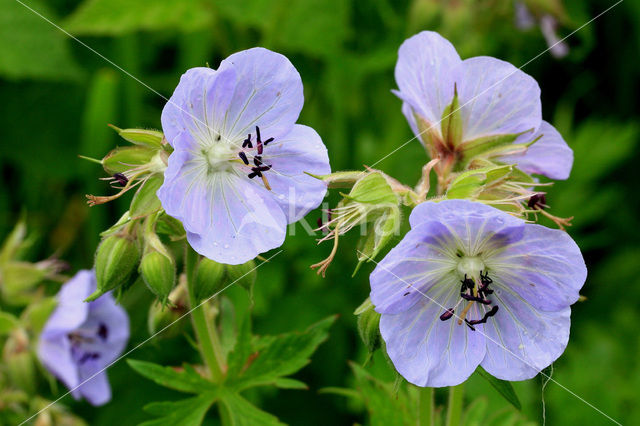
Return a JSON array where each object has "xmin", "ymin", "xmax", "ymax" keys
[
  {"xmin": 311, "ymin": 169, "xmax": 406, "ymax": 276},
  {"xmin": 84, "ymin": 126, "xmax": 169, "ymax": 210}
]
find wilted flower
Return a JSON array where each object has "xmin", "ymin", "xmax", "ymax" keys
[
  {"xmin": 37, "ymin": 270, "xmax": 129, "ymax": 405},
  {"xmin": 369, "ymin": 200, "xmax": 586, "ymax": 387},
  {"xmin": 158, "ymin": 47, "xmax": 330, "ymax": 265},
  {"xmin": 394, "ymin": 31, "xmax": 573, "ymax": 181}
]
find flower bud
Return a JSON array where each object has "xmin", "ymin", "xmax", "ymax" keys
[
  {"xmin": 192, "ymin": 257, "xmax": 226, "ymax": 303},
  {"xmin": 109, "ymin": 125, "xmax": 164, "ymax": 149},
  {"xmin": 225, "ymin": 260, "xmax": 257, "ymax": 292},
  {"xmin": 102, "ymin": 146, "xmax": 157, "ymax": 175},
  {"xmin": 354, "ymin": 298, "xmax": 381, "ymax": 354},
  {"xmin": 87, "ymin": 233, "xmax": 140, "ymax": 301},
  {"xmin": 3, "ymin": 329, "xmax": 36, "ymax": 393},
  {"xmin": 140, "ymin": 250, "xmax": 175, "ymax": 304}
]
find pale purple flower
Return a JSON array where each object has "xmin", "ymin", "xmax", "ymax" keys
[
  {"xmin": 369, "ymin": 200, "xmax": 586, "ymax": 387},
  {"xmin": 395, "ymin": 31, "xmax": 573, "ymax": 180},
  {"xmin": 515, "ymin": 2, "xmax": 569, "ymax": 59},
  {"xmin": 37, "ymin": 270, "xmax": 129, "ymax": 405},
  {"xmin": 158, "ymin": 48, "xmax": 330, "ymax": 264}
]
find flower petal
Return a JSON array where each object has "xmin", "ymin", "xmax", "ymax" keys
[
  {"xmin": 264, "ymin": 124, "xmax": 330, "ymax": 223},
  {"xmin": 75, "ymin": 369, "xmax": 111, "ymax": 406},
  {"xmin": 41, "ymin": 270, "xmax": 92, "ymax": 337},
  {"xmin": 501, "ymin": 121, "xmax": 573, "ymax": 180},
  {"xmin": 370, "ymin": 221, "xmax": 459, "ymax": 314},
  {"xmin": 380, "ymin": 283, "xmax": 486, "ymax": 387},
  {"xmin": 161, "ymin": 67, "xmax": 237, "ymax": 150},
  {"xmin": 480, "ymin": 288, "xmax": 571, "ymax": 381},
  {"xmin": 486, "ymin": 223, "xmax": 586, "ymax": 311},
  {"xmin": 84, "ymin": 292, "xmax": 130, "ymax": 363},
  {"xmin": 395, "ymin": 31, "xmax": 462, "ymax": 132},
  {"xmin": 218, "ymin": 47, "xmax": 303, "ymax": 141},
  {"xmin": 37, "ymin": 336, "xmax": 79, "ymax": 392},
  {"xmin": 457, "ymin": 56, "xmax": 541, "ymax": 141},
  {"xmin": 180, "ymin": 173, "xmax": 287, "ymax": 265},
  {"xmin": 409, "ymin": 199, "xmax": 524, "ymax": 229}
]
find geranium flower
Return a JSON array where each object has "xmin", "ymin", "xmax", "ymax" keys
[
  {"xmin": 37, "ymin": 270, "xmax": 129, "ymax": 405},
  {"xmin": 158, "ymin": 48, "xmax": 330, "ymax": 264},
  {"xmin": 369, "ymin": 200, "xmax": 586, "ymax": 387},
  {"xmin": 394, "ymin": 31, "xmax": 573, "ymax": 180}
]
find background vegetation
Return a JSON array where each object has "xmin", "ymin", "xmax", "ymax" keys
[{"xmin": 1, "ymin": 0, "xmax": 638, "ymax": 424}]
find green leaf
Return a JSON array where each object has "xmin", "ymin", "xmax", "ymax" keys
[
  {"xmin": 474, "ymin": 366, "xmax": 522, "ymax": 410},
  {"xmin": 140, "ymin": 392, "xmax": 217, "ymax": 426},
  {"xmin": 127, "ymin": 359, "xmax": 217, "ymax": 394},
  {"xmin": 229, "ymin": 316, "xmax": 335, "ymax": 391},
  {"xmin": 0, "ymin": 0, "xmax": 82, "ymax": 80},
  {"xmin": 218, "ymin": 390, "xmax": 284, "ymax": 426},
  {"xmin": 272, "ymin": 378, "xmax": 308, "ymax": 390},
  {"xmin": 64, "ymin": 0, "xmax": 213, "ymax": 35}
]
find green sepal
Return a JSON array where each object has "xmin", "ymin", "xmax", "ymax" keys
[
  {"xmin": 459, "ymin": 129, "xmax": 533, "ymax": 167},
  {"xmin": 474, "ymin": 366, "xmax": 522, "ymax": 410},
  {"xmin": 441, "ymin": 84, "xmax": 463, "ymax": 147},
  {"xmin": 102, "ymin": 146, "xmax": 156, "ymax": 175},
  {"xmin": 306, "ymin": 170, "xmax": 363, "ymax": 188},
  {"xmin": 131, "ymin": 174, "xmax": 164, "ymax": 218},
  {"xmin": 354, "ymin": 298, "xmax": 381, "ymax": 354},
  {"xmin": 446, "ymin": 165, "xmax": 514, "ymax": 199},
  {"xmin": 140, "ymin": 251, "xmax": 176, "ymax": 304},
  {"xmin": 0, "ymin": 311, "xmax": 20, "ymax": 335},
  {"xmin": 88, "ymin": 233, "xmax": 141, "ymax": 301},
  {"xmin": 191, "ymin": 257, "xmax": 226, "ymax": 303},
  {"xmin": 343, "ymin": 172, "xmax": 398, "ymax": 205},
  {"xmin": 353, "ymin": 206, "xmax": 400, "ymax": 275},
  {"xmin": 109, "ymin": 125, "xmax": 164, "ymax": 149}
]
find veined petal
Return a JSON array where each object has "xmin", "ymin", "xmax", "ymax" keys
[
  {"xmin": 481, "ymin": 288, "xmax": 571, "ymax": 381},
  {"xmin": 500, "ymin": 121, "xmax": 573, "ymax": 180},
  {"xmin": 456, "ymin": 56, "xmax": 542, "ymax": 141},
  {"xmin": 264, "ymin": 124, "xmax": 330, "ymax": 222},
  {"xmin": 395, "ymin": 31, "xmax": 462, "ymax": 131},
  {"xmin": 486, "ymin": 223, "xmax": 586, "ymax": 311},
  {"xmin": 184, "ymin": 172, "xmax": 287, "ymax": 265},
  {"xmin": 84, "ymin": 293, "xmax": 130, "ymax": 364},
  {"xmin": 218, "ymin": 47, "xmax": 303, "ymax": 141},
  {"xmin": 370, "ymin": 221, "xmax": 458, "ymax": 315},
  {"xmin": 380, "ymin": 283, "xmax": 486, "ymax": 387},
  {"xmin": 161, "ymin": 67, "xmax": 237, "ymax": 150},
  {"xmin": 409, "ymin": 200, "xmax": 525, "ymax": 257}
]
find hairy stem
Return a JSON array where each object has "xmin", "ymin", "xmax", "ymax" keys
[
  {"xmin": 445, "ymin": 384, "xmax": 464, "ymax": 426},
  {"xmin": 186, "ymin": 248, "xmax": 225, "ymax": 382}
]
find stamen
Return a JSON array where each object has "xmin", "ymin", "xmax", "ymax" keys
[
  {"xmin": 97, "ymin": 323, "xmax": 108, "ymax": 341},
  {"xmin": 460, "ymin": 293, "xmax": 492, "ymax": 304},
  {"xmin": 457, "ymin": 301, "xmax": 474, "ymax": 325},
  {"xmin": 439, "ymin": 308, "xmax": 455, "ymax": 321},
  {"xmin": 238, "ymin": 152, "xmax": 249, "ymax": 165},
  {"xmin": 242, "ymin": 134, "xmax": 252, "ymax": 148},
  {"xmin": 264, "ymin": 137, "xmax": 274, "ymax": 145},
  {"xmin": 528, "ymin": 193, "xmax": 547, "ymax": 210},
  {"xmin": 467, "ymin": 305, "xmax": 499, "ymax": 325},
  {"xmin": 464, "ymin": 319, "xmax": 476, "ymax": 331},
  {"xmin": 255, "ymin": 126, "xmax": 263, "ymax": 154},
  {"xmin": 113, "ymin": 173, "xmax": 128, "ymax": 186}
]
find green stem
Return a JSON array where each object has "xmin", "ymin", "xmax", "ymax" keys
[
  {"xmin": 417, "ymin": 386, "xmax": 435, "ymax": 426},
  {"xmin": 445, "ymin": 384, "xmax": 464, "ymax": 426},
  {"xmin": 186, "ymin": 248, "xmax": 225, "ymax": 382}
]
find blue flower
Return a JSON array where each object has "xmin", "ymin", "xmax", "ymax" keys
[
  {"xmin": 158, "ymin": 48, "xmax": 331, "ymax": 264},
  {"xmin": 395, "ymin": 31, "xmax": 573, "ymax": 180},
  {"xmin": 369, "ymin": 200, "xmax": 586, "ymax": 387},
  {"xmin": 37, "ymin": 270, "xmax": 129, "ymax": 406}
]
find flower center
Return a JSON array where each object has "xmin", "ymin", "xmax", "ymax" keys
[
  {"xmin": 205, "ymin": 143, "xmax": 236, "ymax": 173},
  {"xmin": 236, "ymin": 126, "xmax": 275, "ymax": 190},
  {"xmin": 439, "ymin": 256, "xmax": 499, "ymax": 331}
]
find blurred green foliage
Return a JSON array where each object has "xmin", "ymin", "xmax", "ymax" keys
[{"xmin": 1, "ymin": 0, "xmax": 639, "ymax": 424}]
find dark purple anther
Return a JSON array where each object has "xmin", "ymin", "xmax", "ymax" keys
[
  {"xmin": 464, "ymin": 319, "xmax": 476, "ymax": 331},
  {"xmin": 467, "ymin": 305, "xmax": 499, "ymax": 326},
  {"xmin": 113, "ymin": 173, "xmax": 128, "ymax": 186},
  {"xmin": 439, "ymin": 308, "xmax": 455, "ymax": 321},
  {"xmin": 238, "ymin": 152, "xmax": 249, "ymax": 165},
  {"xmin": 264, "ymin": 137, "xmax": 274, "ymax": 146},
  {"xmin": 242, "ymin": 134, "xmax": 252, "ymax": 148},
  {"xmin": 528, "ymin": 193, "xmax": 547, "ymax": 210},
  {"xmin": 460, "ymin": 293, "xmax": 492, "ymax": 304},
  {"xmin": 255, "ymin": 126, "xmax": 263, "ymax": 154}
]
